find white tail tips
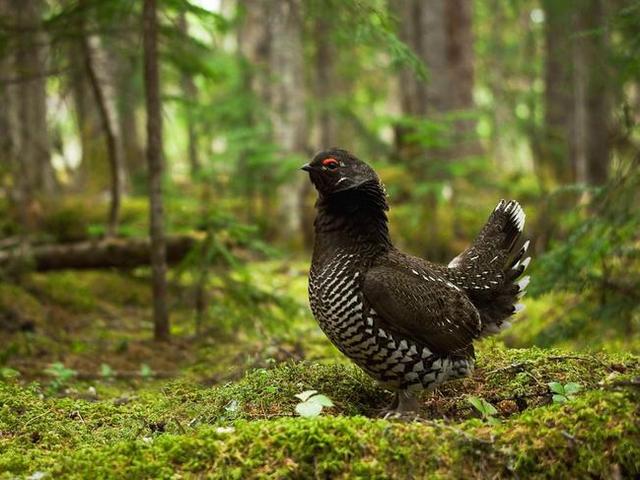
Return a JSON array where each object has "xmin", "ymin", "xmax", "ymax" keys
[
  {"xmin": 502, "ymin": 200, "xmax": 526, "ymax": 232},
  {"xmin": 516, "ymin": 275, "xmax": 530, "ymax": 292},
  {"xmin": 513, "ymin": 303, "xmax": 526, "ymax": 314}
]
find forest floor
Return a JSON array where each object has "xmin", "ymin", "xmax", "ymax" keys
[{"xmin": 0, "ymin": 263, "xmax": 639, "ymax": 479}]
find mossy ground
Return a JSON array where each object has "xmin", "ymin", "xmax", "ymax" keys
[{"xmin": 1, "ymin": 263, "xmax": 639, "ymax": 479}]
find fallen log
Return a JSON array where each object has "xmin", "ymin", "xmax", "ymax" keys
[{"xmin": 0, "ymin": 235, "xmax": 198, "ymax": 271}]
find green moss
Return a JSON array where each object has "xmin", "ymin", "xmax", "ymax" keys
[
  {"xmin": 27, "ymin": 272, "xmax": 96, "ymax": 312},
  {"xmin": 1, "ymin": 347, "xmax": 638, "ymax": 479},
  {"xmin": 0, "ymin": 283, "xmax": 45, "ymax": 327},
  {"xmin": 77, "ymin": 271, "xmax": 150, "ymax": 307},
  {"xmin": 503, "ymin": 294, "xmax": 640, "ymax": 354},
  {"xmin": 0, "ymin": 385, "xmax": 637, "ymax": 479}
]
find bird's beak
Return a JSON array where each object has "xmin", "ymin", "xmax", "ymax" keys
[{"xmin": 300, "ymin": 163, "xmax": 313, "ymax": 172}]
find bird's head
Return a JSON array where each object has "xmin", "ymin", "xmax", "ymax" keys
[{"xmin": 301, "ymin": 148, "xmax": 380, "ymax": 197}]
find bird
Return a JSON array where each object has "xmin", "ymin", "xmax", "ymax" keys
[{"xmin": 301, "ymin": 148, "xmax": 531, "ymax": 414}]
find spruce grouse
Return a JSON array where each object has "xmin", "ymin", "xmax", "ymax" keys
[{"xmin": 302, "ymin": 148, "xmax": 531, "ymax": 414}]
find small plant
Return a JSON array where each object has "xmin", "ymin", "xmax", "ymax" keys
[
  {"xmin": 467, "ymin": 396, "xmax": 500, "ymax": 425},
  {"xmin": 100, "ymin": 363, "xmax": 114, "ymax": 380},
  {"xmin": 0, "ymin": 367, "xmax": 20, "ymax": 380},
  {"xmin": 44, "ymin": 362, "xmax": 77, "ymax": 391},
  {"xmin": 548, "ymin": 382, "xmax": 582, "ymax": 403},
  {"xmin": 140, "ymin": 364, "xmax": 153, "ymax": 379},
  {"xmin": 294, "ymin": 390, "xmax": 334, "ymax": 418}
]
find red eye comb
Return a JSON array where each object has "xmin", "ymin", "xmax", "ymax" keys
[{"xmin": 322, "ymin": 158, "xmax": 339, "ymax": 166}]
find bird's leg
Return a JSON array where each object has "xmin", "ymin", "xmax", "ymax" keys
[
  {"xmin": 395, "ymin": 389, "xmax": 420, "ymax": 414},
  {"xmin": 379, "ymin": 389, "xmax": 420, "ymax": 419}
]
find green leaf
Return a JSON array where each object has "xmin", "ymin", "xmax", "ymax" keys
[
  {"xmin": 225, "ymin": 400, "xmax": 239, "ymax": 413},
  {"xmin": 295, "ymin": 401, "xmax": 323, "ymax": 418},
  {"xmin": 482, "ymin": 400, "xmax": 498, "ymax": 416},
  {"xmin": 0, "ymin": 367, "xmax": 20, "ymax": 379},
  {"xmin": 309, "ymin": 394, "xmax": 334, "ymax": 407},
  {"xmin": 563, "ymin": 383, "xmax": 582, "ymax": 395},
  {"xmin": 552, "ymin": 394, "xmax": 568, "ymax": 404},
  {"xmin": 467, "ymin": 396, "xmax": 497, "ymax": 417},
  {"xmin": 140, "ymin": 364, "xmax": 153, "ymax": 379},
  {"xmin": 548, "ymin": 382, "xmax": 565, "ymax": 395},
  {"xmin": 294, "ymin": 390, "xmax": 318, "ymax": 402},
  {"xmin": 100, "ymin": 364, "xmax": 113, "ymax": 379},
  {"xmin": 467, "ymin": 396, "xmax": 485, "ymax": 414}
]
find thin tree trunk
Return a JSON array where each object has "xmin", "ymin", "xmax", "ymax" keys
[
  {"xmin": 444, "ymin": 0, "xmax": 479, "ymax": 159},
  {"xmin": 582, "ymin": 0, "xmax": 610, "ymax": 185},
  {"xmin": 11, "ymin": 0, "xmax": 54, "ymax": 236},
  {"xmin": 237, "ymin": 0, "xmax": 272, "ymax": 223},
  {"xmin": 268, "ymin": 0, "xmax": 307, "ymax": 244},
  {"xmin": 178, "ymin": 13, "xmax": 201, "ymax": 177},
  {"xmin": 69, "ymin": 40, "xmax": 111, "ymax": 193},
  {"xmin": 80, "ymin": 20, "xmax": 123, "ymax": 237},
  {"xmin": 0, "ymin": 235, "xmax": 197, "ymax": 271},
  {"xmin": 113, "ymin": 48, "xmax": 145, "ymax": 185},
  {"xmin": 0, "ymin": 1, "xmax": 19, "ymax": 215},
  {"xmin": 542, "ymin": 0, "xmax": 575, "ymax": 185},
  {"xmin": 143, "ymin": 0, "xmax": 169, "ymax": 341},
  {"xmin": 394, "ymin": 0, "xmax": 449, "ymax": 260},
  {"xmin": 300, "ymin": 12, "xmax": 336, "ymax": 248}
]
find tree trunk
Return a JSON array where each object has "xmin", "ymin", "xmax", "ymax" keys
[
  {"xmin": 543, "ymin": 0, "xmax": 610, "ymax": 187},
  {"xmin": 300, "ymin": 12, "xmax": 337, "ymax": 248},
  {"xmin": 444, "ymin": 0, "xmax": 479, "ymax": 159},
  {"xmin": 394, "ymin": 0, "xmax": 478, "ymax": 260},
  {"xmin": 112, "ymin": 47, "xmax": 145, "ymax": 187},
  {"xmin": 143, "ymin": 0, "xmax": 170, "ymax": 341},
  {"xmin": 0, "ymin": 235, "xmax": 196, "ymax": 271},
  {"xmin": 237, "ymin": 0, "xmax": 271, "ymax": 222},
  {"xmin": 268, "ymin": 0, "xmax": 308, "ymax": 244},
  {"xmin": 69, "ymin": 42, "xmax": 109, "ymax": 193},
  {"xmin": 15, "ymin": 0, "xmax": 54, "ymax": 195},
  {"xmin": 314, "ymin": 14, "xmax": 337, "ymax": 148},
  {"xmin": 542, "ymin": 0, "xmax": 575, "ymax": 185},
  {"xmin": 178, "ymin": 13, "xmax": 201, "ymax": 177},
  {"xmin": 581, "ymin": 0, "xmax": 610, "ymax": 186},
  {"xmin": 0, "ymin": 0, "xmax": 18, "ymax": 196},
  {"xmin": 80, "ymin": 19, "xmax": 124, "ymax": 237},
  {"xmin": 8, "ymin": 0, "xmax": 54, "ymax": 236}
]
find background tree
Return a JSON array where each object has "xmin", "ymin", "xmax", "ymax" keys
[
  {"xmin": 143, "ymin": 0, "xmax": 169, "ymax": 341},
  {"xmin": 80, "ymin": 6, "xmax": 123, "ymax": 236},
  {"xmin": 0, "ymin": 0, "xmax": 636, "ymax": 347}
]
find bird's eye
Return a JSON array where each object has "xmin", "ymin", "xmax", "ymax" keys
[{"xmin": 322, "ymin": 158, "xmax": 339, "ymax": 170}]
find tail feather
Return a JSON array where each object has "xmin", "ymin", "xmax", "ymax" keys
[{"xmin": 445, "ymin": 199, "xmax": 530, "ymax": 337}]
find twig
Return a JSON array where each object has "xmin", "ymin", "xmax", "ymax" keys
[
  {"xmin": 414, "ymin": 417, "xmax": 494, "ymax": 445},
  {"xmin": 486, "ymin": 354, "xmax": 618, "ymax": 376},
  {"xmin": 523, "ymin": 370, "xmax": 544, "ymax": 387},
  {"xmin": 71, "ymin": 410, "xmax": 86, "ymax": 424},
  {"xmin": 24, "ymin": 409, "xmax": 53, "ymax": 427},
  {"xmin": 547, "ymin": 355, "xmax": 616, "ymax": 372},
  {"xmin": 173, "ymin": 417, "xmax": 187, "ymax": 434},
  {"xmin": 75, "ymin": 371, "xmax": 176, "ymax": 380}
]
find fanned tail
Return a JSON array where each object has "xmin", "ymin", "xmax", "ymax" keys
[{"xmin": 446, "ymin": 200, "xmax": 531, "ymax": 336}]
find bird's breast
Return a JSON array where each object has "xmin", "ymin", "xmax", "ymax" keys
[{"xmin": 308, "ymin": 251, "xmax": 365, "ymax": 341}]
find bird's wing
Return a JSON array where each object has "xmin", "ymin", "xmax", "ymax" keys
[{"xmin": 363, "ymin": 258, "xmax": 481, "ymax": 355}]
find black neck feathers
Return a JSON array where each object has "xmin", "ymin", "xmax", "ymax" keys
[{"xmin": 313, "ymin": 180, "xmax": 392, "ymax": 253}]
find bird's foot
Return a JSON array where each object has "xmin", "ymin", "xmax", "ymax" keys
[
  {"xmin": 378, "ymin": 410, "xmax": 420, "ymax": 422},
  {"xmin": 376, "ymin": 390, "xmax": 421, "ymax": 421}
]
